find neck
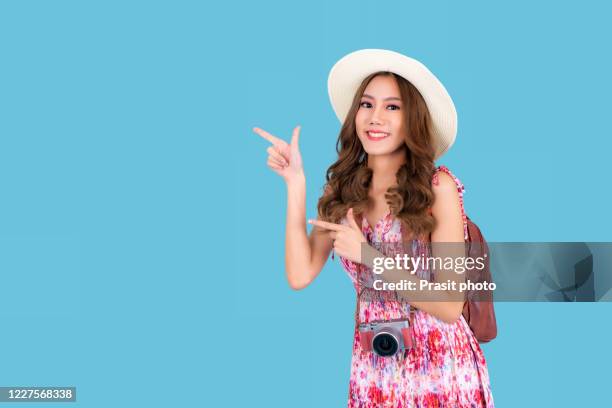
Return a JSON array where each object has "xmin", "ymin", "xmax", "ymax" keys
[{"xmin": 367, "ymin": 148, "xmax": 406, "ymax": 193}]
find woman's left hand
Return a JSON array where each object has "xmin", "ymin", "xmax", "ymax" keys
[{"xmin": 308, "ymin": 208, "xmax": 368, "ymax": 264}]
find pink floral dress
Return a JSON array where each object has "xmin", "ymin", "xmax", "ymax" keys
[{"xmin": 338, "ymin": 166, "xmax": 494, "ymax": 408}]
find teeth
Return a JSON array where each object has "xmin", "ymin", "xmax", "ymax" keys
[{"xmin": 368, "ymin": 131, "xmax": 388, "ymax": 138}]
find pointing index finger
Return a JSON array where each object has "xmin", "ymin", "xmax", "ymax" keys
[
  {"xmin": 308, "ymin": 219, "xmax": 345, "ymax": 231},
  {"xmin": 253, "ymin": 127, "xmax": 282, "ymax": 146}
]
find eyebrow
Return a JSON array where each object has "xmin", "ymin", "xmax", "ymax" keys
[{"xmin": 361, "ymin": 93, "xmax": 402, "ymax": 102}]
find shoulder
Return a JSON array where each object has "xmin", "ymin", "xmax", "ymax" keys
[
  {"xmin": 431, "ymin": 172, "xmax": 462, "ymax": 217},
  {"xmin": 432, "ymin": 165, "xmax": 465, "ymax": 197},
  {"xmin": 430, "ymin": 165, "xmax": 469, "ymax": 239},
  {"xmin": 432, "ymin": 171, "xmax": 459, "ymax": 195},
  {"xmin": 430, "ymin": 166, "xmax": 464, "ymax": 221}
]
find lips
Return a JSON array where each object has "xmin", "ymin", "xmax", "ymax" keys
[{"xmin": 366, "ymin": 131, "xmax": 390, "ymax": 141}]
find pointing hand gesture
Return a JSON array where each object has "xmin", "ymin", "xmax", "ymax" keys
[
  {"xmin": 253, "ymin": 125, "xmax": 304, "ymax": 183},
  {"xmin": 308, "ymin": 208, "xmax": 368, "ymax": 264}
]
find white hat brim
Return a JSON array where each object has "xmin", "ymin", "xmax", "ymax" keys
[{"xmin": 327, "ymin": 49, "xmax": 457, "ymax": 160}]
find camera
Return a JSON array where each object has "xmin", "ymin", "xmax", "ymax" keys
[{"xmin": 358, "ymin": 319, "xmax": 413, "ymax": 357}]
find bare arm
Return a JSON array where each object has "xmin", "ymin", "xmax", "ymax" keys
[
  {"xmin": 285, "ymin": 175, "xmax": 333, "ymax": 289},
  {"xmin": 254, "ymin": 126, "xmax": 333, "ymax": 290}
]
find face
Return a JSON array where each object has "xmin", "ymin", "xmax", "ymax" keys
[{"xmin": 355, "ymin": 75, "xmax": 407, "ymax": 156}]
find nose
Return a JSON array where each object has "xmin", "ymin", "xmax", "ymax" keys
[{"xmin": 369, "ymin": 104, "xmax": 386, "ymax": 125}]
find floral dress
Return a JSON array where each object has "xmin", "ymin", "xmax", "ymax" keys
[{"xmin": 338, "ymin": 166, "xmax": 494, "ymax": 408}]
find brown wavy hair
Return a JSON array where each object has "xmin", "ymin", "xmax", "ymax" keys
[{"xmin": 317, "ymin": 71, "xmax": 437, "ymax": 240}]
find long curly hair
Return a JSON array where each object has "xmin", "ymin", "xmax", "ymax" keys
[{"xmin": 317, "ymin": 71, "xmax": 437, "ymax": 240}]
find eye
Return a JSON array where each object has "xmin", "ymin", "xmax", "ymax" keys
[
  {"xmin": 387, "ymin": 104, "xmax": 400, "ymax": 111},
  {"xmin": 359, "ymin": 101, "xmax": 372, "ymax": 108}
]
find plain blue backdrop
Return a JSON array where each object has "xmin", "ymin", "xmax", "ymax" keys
[{"xmin": 1, "ymin": 0, "xmax": 611, "ymax": 406}]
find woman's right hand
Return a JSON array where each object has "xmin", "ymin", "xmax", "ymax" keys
[{"xmin": 253, "ymin": 125, "xmax": 304, "ymax": 184}]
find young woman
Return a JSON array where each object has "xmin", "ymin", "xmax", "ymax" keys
[{"xmin": 253, "ymin": 49, "xmax": 494, "ymax": 407}]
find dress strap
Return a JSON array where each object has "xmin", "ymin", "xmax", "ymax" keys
[{"xmin": 433, "ymin": 165, "xmax": 469, "ymax": 241}]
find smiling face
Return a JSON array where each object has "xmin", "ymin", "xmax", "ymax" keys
[{"xmin": 355, "ymin": 74, "xmax": 408, "ymax": 156}]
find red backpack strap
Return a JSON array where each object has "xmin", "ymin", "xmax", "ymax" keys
[{"xmin": 432, "ymin": 165, "xmax": 469, "ymax": 241}]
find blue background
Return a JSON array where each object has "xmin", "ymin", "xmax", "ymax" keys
[{"xmin": 0, "ymin": 0, "xmax": 610, "ymax": 406}]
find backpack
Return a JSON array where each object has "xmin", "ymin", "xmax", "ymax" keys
[
  {"xmin": 432, "ymin": 166, "xmax": 497, "ymax": 342},
  {"xmin": 463, "ymin": 216, "xmax": 497, "ymax": 342}
]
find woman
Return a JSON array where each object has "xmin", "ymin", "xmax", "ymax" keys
[{"xmin": 253, "ymin": 49, "xmax": 494, "ymax": 407}]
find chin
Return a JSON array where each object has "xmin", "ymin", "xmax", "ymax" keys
[{"xmin": 363, "ymin": 146, "xmax": 395, "ymax": 156}]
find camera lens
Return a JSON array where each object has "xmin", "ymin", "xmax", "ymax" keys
[{"xmin": 372, "ymin": 332, "xmax": 399, "ymax": 357}]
